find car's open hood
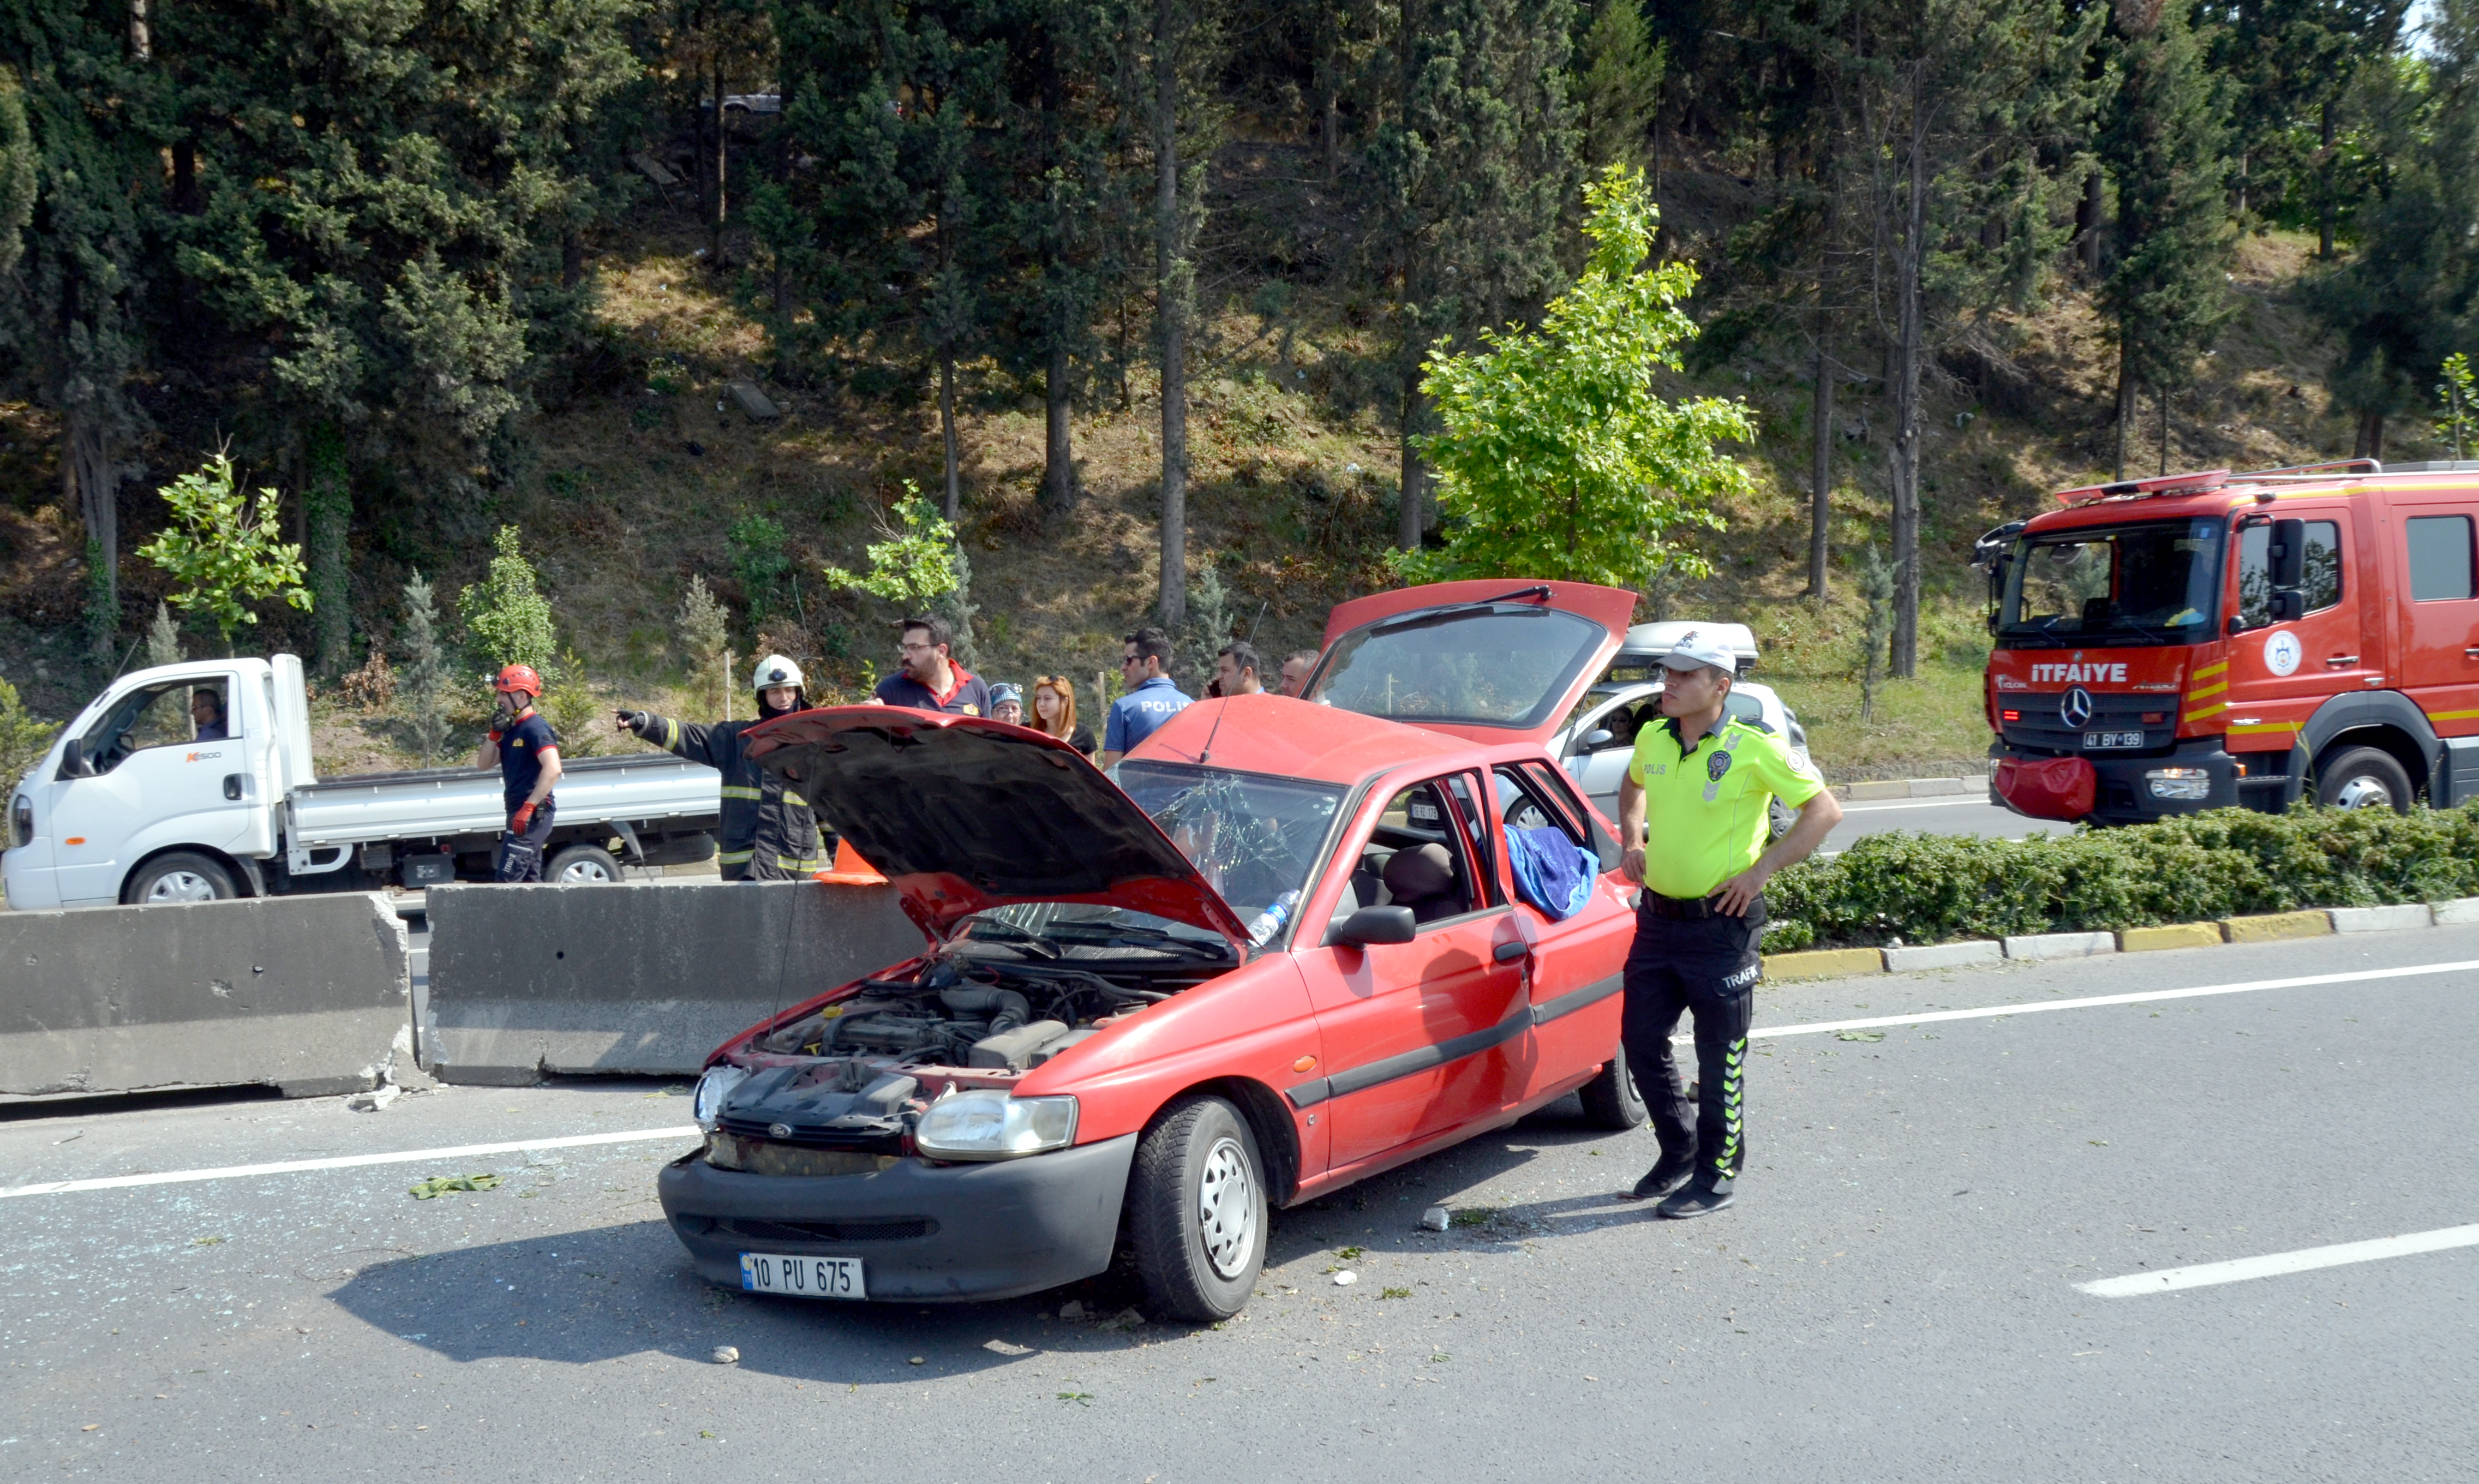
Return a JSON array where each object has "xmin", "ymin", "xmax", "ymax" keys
[
  {"xmin": 742, "ymin": 707, "xmax": 1253, "ymax": 949},
  {"xmin": 1310, "ymin": 579, "xmax": 1639, "ymax": 746}
]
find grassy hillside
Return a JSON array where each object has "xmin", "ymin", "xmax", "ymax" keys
[{"xmin": 0, "ymin": 151, "xmax": 2432, "ymax": 783}]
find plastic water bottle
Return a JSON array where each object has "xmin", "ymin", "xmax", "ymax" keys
[{"xmin": 1247, "ymin": 890, "xmax": 1300, "ymax": 947}]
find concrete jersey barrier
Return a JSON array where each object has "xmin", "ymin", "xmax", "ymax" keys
[
  {"xmin": 420, "ymin": 879, "xmax": 924, "ymax": 1083},
  {"xmin": 0, "ymin": 893, "xmax": 412, "ymax": 1099}
]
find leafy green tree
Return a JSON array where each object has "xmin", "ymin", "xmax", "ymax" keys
[
  {"xmin": 2208, "ymin": 0, "xmax": 2409, "ymax": 252},
  {"xmin": 134, "ymin": 451, "xmax": 313, "ymax": 654},
  {"xmin": 458, "ymin": 526, "xmax": 558, "ymax": 675},
  {"xmin": 0, "ymin": 674, "xmax": 58, "ymax": 788},
  {"xmin": 821, "ymin": 485, "xmax": 965, "ymax": 608},
  {"xmin": 1395, "ymin": 167, "xmax": 1756, "ymax": 596},
  {"xmin": 397, "ymin": 571, "xmax": 453, "ymax": 767},
  {"xmin": 2439, "ymin": 352, "xmax": 2476, "ymax": 458},
  {"xmin": 2100, "ymin": 0, "xmax": 2237, "ymax": 478}
]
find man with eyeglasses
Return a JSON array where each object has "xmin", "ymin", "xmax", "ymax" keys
[
  {"xmin": 1613, "ymin": 630, "xmax": 1841, "ymax": 1219},
  {"xmin": 1097, "ymin": 626, "xmax": 1191, "ymax": 767},
  {"xmin": 872, "ymin": 615, "xmax": 992, "ymax": 717}
]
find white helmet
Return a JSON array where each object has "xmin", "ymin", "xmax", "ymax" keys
[{"xmin": 752, "ymin": 654, "xmax": 804, "ymax": 691}]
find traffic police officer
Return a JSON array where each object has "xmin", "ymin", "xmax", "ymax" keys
[
  {"xmin": 614, "ymin": 654, "xmax": 829, "ymax": 881},
  {"xmin": 1615, "ymin": 630, "xmax": 1842, "ymax": 1217}
]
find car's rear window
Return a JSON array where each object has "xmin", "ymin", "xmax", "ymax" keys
[{"xmin": 1309, "ymin": 605, "xmax": 1607, "ymax": 729}]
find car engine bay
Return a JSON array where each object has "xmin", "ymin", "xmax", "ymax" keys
[{"xmin": 704, "ymin": 940, "xmax": 1229, "ymax": 1168}]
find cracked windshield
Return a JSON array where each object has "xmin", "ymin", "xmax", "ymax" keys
[
  {"xmin": 2000, "ymin": 519, "xmax": 2226, "ymax": 646},
  {"xmin": 1117, "ymin": 762, "xmax": 1343, "ymax": 944}
]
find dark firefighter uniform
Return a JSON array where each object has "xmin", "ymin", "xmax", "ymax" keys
[
  {"xmin": 626, "ymin": 711, "xmax": 826, "ymax": 880},
  {"xmin": 1621, "ymin": 709, "xmax": 1824, "ymax": 1208}
]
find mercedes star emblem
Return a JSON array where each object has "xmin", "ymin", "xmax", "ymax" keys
[{"xmin": 2060, "ymin": 685, "xmax": 2094, "ymax": 729}]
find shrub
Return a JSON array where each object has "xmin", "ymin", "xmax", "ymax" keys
[
  {"xmin": 459, "ymin": 525, "xmax": 556, "ymax": 674},
  {"xmin": 1765, "ymin": 804, "xmax": 2479, "ymax": 949}
]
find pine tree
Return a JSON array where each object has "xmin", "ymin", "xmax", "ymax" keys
[
  {"xmin": 145, "ymin": 601, "xmax": 183, "ymax": 669},
  {"xmin": 1576, "ymin": 1, "xmax": 1662, "ymax": 171},
  {"xmin": 2100, "ymin": 0, "xmax": 2237, "ymax": 478},
  {"xmin": 1149, "ymin": 0, "xmax": 1223, "ymax": 630},
  {"xmin": 458, "ymin": 526, "xmax": 558, "ymax": 674},
  {"xmin": 1364, "ymin": 0, "xmax": 1582, "ymax": 550},
  {"xmin": 2306, "ymin": 0, "xmax": 2479, "ymax": 456},
  {"xmin": 398, "ymin": 572, "xmax": 452, "ymax": 768}
]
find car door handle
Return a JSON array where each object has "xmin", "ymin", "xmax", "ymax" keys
[
  {"xmin": 2325, "ymin": 655, "xmax": 2358, "ymax": 667},
  {"xmin": 2465, "ymin": 648, "xmax": 2479, "ymax": 659},
  {"xmin": 223, "ymin": 773, "xmax": 244, "ymax": 800},
  {"xmin": 1493, "ymin": 941, "xmax": 1529, "ymax": 964}
]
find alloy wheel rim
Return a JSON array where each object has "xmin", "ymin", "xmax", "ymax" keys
[
  {"xmin": 558, "ymin": 858, "xmax": 616, "ymax": 883},
  {"xmin": 2334, "ymin": 776, "xmax": 2392, "ymax": 809},
  {"xmin": 1196, "ymin": 1135, "xmax": 1258, "ymax": 1279},
  {"xmin": 146, "ymin": 870, "xmax": 218, "ymax": 903}
]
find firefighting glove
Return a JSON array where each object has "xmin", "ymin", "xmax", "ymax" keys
[{"xmin": 510, "ymin": 802, "xmax": 536, "ymax": 834}]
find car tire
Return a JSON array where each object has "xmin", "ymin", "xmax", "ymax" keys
[
  {"xmin": 545, "ymin": 842, "xmax": 625, "ymax": 883},
  {"xmin": 1578, "ymin": 1044, "xmax": 1650, "ymax": 1129},
  {"xmin": 1127, "ymin": 1094, "xmax": 1267, "ymax": 1323},
  {"xmin": 123, "ymin": 851, "xmax": 238, "ymax": 905},
  {"xmin": 2314, "ymin": 746, "xmax": 2414, "ymax": 812}
]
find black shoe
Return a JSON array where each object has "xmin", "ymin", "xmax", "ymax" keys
[
  {"xmin": 1656, "ymin": 1183, "xmax": 1737, "ymax": 1219},
  {"xmin": 1625, "ymin": 1154, "xmax": 1697, "ymax": 1201}
]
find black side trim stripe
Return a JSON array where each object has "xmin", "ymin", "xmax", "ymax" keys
[
  {"xmin": 1286, "ymin": 1006, "xmax": 1531, "ymax": 1110},
  {"xmin": 1530, "ymin": 973, "xmax": 1624, "ymax": 1027}
]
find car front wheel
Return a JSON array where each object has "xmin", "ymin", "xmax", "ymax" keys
[
  {"xmin": 1127, "ymin": 1094, "xmax": 1267, "ymax": 1323},
  {"xmin": 1578, "ymin": 1044, "xmax": 1650, "ymax": 1129},
  {"xmin": 124, "ymin": 851, "xmax": 238, "ymax": 905}
]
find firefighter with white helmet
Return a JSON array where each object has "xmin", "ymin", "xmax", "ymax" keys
[{"xmin": 615, "ymin": 654, "xmax": 829, "ymax": 881}]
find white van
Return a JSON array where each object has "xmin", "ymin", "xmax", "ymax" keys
[{"xmin": 4, "ymin": 655, "xmax": 722, "ymax": 908}]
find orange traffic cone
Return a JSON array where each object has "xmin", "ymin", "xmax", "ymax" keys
[{"xmin": 813, "ymin": 836, "xmax": 887, "ymax": 885}]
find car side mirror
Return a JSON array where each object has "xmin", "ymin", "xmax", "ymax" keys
[
  {"xmin": 59, "ymin": 739, "xmax": 93, "ymax": 779},
  {"xmin": 2267, "ymin": 589, "xmax": 2305, "ymax": 622},
  {"xmin": 1580, "ymin": 728, "xmax": 1614, "ymax": 750},
  {"xmin": 1332, "ymin": 905, "xmax": 1416, "ymax": 948}
]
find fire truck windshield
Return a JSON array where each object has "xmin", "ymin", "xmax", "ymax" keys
[{"xmin": 1998, "ymin": 518, "xmax": 2225, "ymax": 648}]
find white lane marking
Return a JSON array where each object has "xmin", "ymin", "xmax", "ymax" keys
[
  {"xmin": 1836, "ymin": 796, "xmax": 2003, "ymax": 813},
  {"xmin": 0, "ymin": 1125, "xmax": 702, "ymax": 1200},
  {"xmin": 2080, "ymin": 1224, "xmax": 2479, "ymax": 1296},
  {"xmin": 1741, "ymin": 958, "xmax": 2479, "ymax": 1041}
]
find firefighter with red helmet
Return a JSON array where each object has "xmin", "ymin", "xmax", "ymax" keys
[
  {"xmin": 473, "ymin": 664, "xmax": 563, "ymax": 882},
  {"xmin": 614, "ymin": 654, "xmax": 828, "ymax": 881}
]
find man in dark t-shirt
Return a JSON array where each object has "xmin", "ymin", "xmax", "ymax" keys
[
  {"xmin": 872, "ymin": 615, "xmax": 992, "ymax": 717},
  {"xmin": 472, "ymin": 664, "xmax": 563, "ymax": 882}
]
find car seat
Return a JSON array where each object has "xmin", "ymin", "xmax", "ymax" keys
[{"xmin": 1381, "ymin": 842, "xmax": 1464, "ymax": 924}]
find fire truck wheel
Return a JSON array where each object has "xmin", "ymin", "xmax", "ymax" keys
[{"xmin": 2314, "ymin": 746, "xmax": 2414, "ymax": 812}]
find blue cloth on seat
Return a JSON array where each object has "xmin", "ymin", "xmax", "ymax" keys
[{"xmin": 1507, "ymin": 827, "xmax": 1596, "ymax": 920}]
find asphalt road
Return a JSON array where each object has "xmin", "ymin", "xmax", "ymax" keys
[{"xmin": 9, "ymin": 925, "xmax": 2477, "ymax": 1481}]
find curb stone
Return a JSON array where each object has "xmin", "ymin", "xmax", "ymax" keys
[
  {"xmin": 2119, "ymin": 921, "xmax": 2225, "ymax": 952},
  {"xmin": 1882, "ymin": 941, "xmax": 2004, "ymax": 971},
  {"xmin": 2003, "ymin": 931, "xmax": 2116, "ymax": 960},
  {"xmin": 2220, "ymin": 909, "xmax": 2332, "ymax": 943},
  {"xmin": 1834, "ymin": 775, "xmax": 1981, "ymax": 801},
  {"xmin": 2330, "ymin": 904, "xmax": 2433, "ymax": 933},
  {"xmin": 1761, "ymin": 896, "xmax": 2479, "ymax": 986}
]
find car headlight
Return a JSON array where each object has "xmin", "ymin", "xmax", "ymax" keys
[
  {"xmin": 9, "ymin": 794, "xmax": 29, "ymax": 850},
  {"xmin": 692, "ymin": 1063, "xmax": 751, "ymax": 1131},
  {"xmin": 913, "ymin": 1091, "xmax": 1078, "ymax": 1162}
]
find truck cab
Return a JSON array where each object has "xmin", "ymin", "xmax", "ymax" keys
[{"xmin": 1984, "ymin": 461, "xmax": 2479, "ymax": 824}]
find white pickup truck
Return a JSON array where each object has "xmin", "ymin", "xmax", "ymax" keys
[{"xmin": 3, "ymin": 654, "xmax": 722, "ymax": 909}]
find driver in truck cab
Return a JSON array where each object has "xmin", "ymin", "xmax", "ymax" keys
[
  {"xmin": 474, "ymin": 665, "xmax": 562, "ymax": 882},
  {"xmin": 614, "ymin": 655, "xmax": 829, "ymax": 881}
]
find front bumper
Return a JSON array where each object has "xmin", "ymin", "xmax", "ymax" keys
[
  {"xmin": 1990, "ymin": 736, "xmax": 2242, "ymax": 825},
  {"xmin": 656, "ymin": 1132, "xmax": 1139, "ymax": 1302}
]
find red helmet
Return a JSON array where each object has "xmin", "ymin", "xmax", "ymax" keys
[{"xmin": 493, "ymin": 663, "xmax": 543, "ymax": 697}]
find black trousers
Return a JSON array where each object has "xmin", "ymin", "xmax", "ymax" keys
[
  {"xmin": 495, "ymin": 803, "xmax": 556, "ymax": 883},
  {"xmin": 1619, "ymin": 898, "xmax": 1764, "ymax": 1192}
]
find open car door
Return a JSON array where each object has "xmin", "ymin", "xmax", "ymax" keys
[{"xmin": 1308, "ymin": 581, "xmax": 1638, "ymax": 747}]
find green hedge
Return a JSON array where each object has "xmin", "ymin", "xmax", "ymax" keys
[{"xmin": 1761, "ymin": 804, "xmax": 2479, "ymax": 952}]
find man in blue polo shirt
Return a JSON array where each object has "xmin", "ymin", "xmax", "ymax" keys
[
  {"xmin": 1097, "ymin": 626, "xmax": 1190, "ymax": 766},
  {"xmin": 872, "ymin": 615, "xmax": 992, "ymax": 716}
]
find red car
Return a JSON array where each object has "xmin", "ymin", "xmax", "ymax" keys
[{"xmin": 656, "ymin": 580, "xmax": 1649, "ymax": 1320}]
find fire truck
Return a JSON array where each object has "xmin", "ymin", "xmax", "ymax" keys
[{"xmin": 1981, "ymin": 459, "xmax": 2479, "ymax": 824}]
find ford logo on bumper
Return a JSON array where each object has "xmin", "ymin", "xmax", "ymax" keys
[{"xmin": 2060, "ymin": 686, "xmax": 2094, "ymax": 728}]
